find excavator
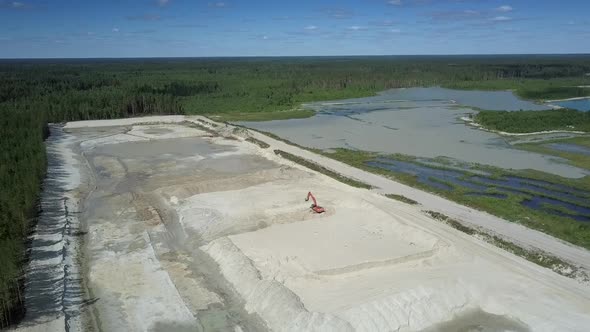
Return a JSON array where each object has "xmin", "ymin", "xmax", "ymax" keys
[{"xmin": 305, "ymin": 192, "xmax": 325, "ymax": 214}]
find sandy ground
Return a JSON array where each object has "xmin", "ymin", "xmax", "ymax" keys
[{"xmin": 16, "ymin": 116, "xmax": 590, "ymax": 331}]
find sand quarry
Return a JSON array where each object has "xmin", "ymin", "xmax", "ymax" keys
[{"xmin": 20, "ymin": 116, "xmax": 590, "ymax": 332}]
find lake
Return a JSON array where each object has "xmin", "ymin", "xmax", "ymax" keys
[
  {"xmin": 551, "ymin": 98, "xmax": 590, "ymax": 111},
  {"xmin": 239, "ymin": 88, "xmax": 588, "ymax": 178}
]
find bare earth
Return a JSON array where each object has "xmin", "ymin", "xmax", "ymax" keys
[{"xmin": 15, "ymin": 116, "xmax": 590, "ymax": 331}]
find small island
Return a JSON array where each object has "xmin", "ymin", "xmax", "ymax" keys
[{"xmin": 470, "ymin": 108, "xmax": 590, "ymax": 134}]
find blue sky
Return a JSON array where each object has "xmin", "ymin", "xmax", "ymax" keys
[{"xmin": 1, "ymin": 0, "xmax": 589, "ymax": 58}]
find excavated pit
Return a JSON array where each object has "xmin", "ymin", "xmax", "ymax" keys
[{"xmin": 19, "ymin": 117, "xmax": 589, "ymax": 332}]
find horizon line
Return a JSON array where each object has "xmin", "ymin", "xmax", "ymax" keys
[{"xmin": 2, "ymin": 53, "xmax": 590, "ymax": 61}]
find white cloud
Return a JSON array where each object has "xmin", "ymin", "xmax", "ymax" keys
[
  {"xmin": 112, "ymin": 27, "xmax": 120, "ymax": 33},
  {"xmin": 209, "ymin": 1, "xmax": 226, "ymax": 7},
  {"xmin": 387, "ymin": 0, "xmax": 402, "ymax": 5},
  {"xmin": 390, "ymin": 28, "xmax": 401, "ymax": 33},
  {"xmin": 496, "ymin": 5, "xmax": 513, "ymax": 12},
  {"xmin": 0, "ymin": 1, "xmax": 27, "ymax": 9},
  {"xmin": 304, "ymin": 25, "xmax": 318, "ymax": 30},
  {"xmin": 491, "ymin": 16, "xmax": 511, "ymax": 22},
  {"xmin": 157, "ymin": 0, "xmax": 169, "ymax": 6},
  {"xmin": 348, "ymin": 25, "xmax": 366, "ymax": 31},
  {"xmin": 262, "ymin": 35, "xmax": 268, "ymax": 40}
]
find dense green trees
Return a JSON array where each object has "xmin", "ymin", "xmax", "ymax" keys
[
  {"xmin": 0, "ymin": 106, "xmax": 47, "ymax": 327},
  {"xmin": 1, "ymin": 55, "xmax": 590, "ymax": 327},
  {"xmin": 475, "ymin": 109, "xmax": 590, "ymax": 133}
]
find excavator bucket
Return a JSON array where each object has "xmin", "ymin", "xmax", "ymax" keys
[{"xmin": 312, "ymin": 205, "xmax": 325, "ymax": 214}]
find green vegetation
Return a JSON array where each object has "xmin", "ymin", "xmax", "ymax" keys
[
  {"xmin": 212, "ymin": 109, "xmax": 315, "ymax": 122},
  {"xmin": 320, "ymin": 148, "xmax": 590, "ymax": 250},
  {"xmin": 245, "ymin": 137, "xmax": 270, "ymax": 149},
  {"xmin": 1, "ymin": 55, "xmax": 590, "ymax": 327},
  {"xmin": 424, "ymin": 211, "xmax": 587, "ymax": 281},
  {"xmin": 475, "ymin": 109, "xmax": 590, "ymax": 133},
  {"xmin": 425, "ymin": 211, "xmax": 479, "ymax": 235},
  {"xmin": 516, "ymin": 136, "xmax": 590, "ymax": 170},
  {"xmin": 273, "ymin": 150, "xmax": 372, "ymax": 189},
  {"xmin": 385, "ymin": 194, "xmax": 419, "ymax": 205},
  {"xmin": 0, "ymin": 108, "xmax": 48, "ymax": 327}
]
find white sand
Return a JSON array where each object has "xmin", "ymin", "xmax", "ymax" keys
[
  {"xmin": 22, "ymin": 116, "xmax": 590, "ymax": 332},
  {"xmin": 87, "ymin": 228, "xmax": 198, "ymax": 331},
  {"xmin": 201, "ymin": 184, "xmax": 590, "ymax": 331}
]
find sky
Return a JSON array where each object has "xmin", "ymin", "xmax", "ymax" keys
[{"xmin": 0, "ymin": 0, "xmax": 589, "ymax": 58}]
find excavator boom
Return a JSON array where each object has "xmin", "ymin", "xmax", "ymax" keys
[{"xmin": 305, "ymin": 192, "xmax": 318, "ymax": 206}]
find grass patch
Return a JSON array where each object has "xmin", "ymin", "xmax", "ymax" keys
[
  {"xmin": 181, "ymin": 120, "xmax": 218, "ymax": 136},
  {"xmin": 424, "ymin": 211, "xmax": 588, "ymax": 281},
  {"xmin": 426, "ymin": 211, "xmax": 477, "ymax": 235},
  {"xmin": 273, "ymin": 149, "xmax": 372, "ymax": 189},
  {"xmin": 209, "ymin": 109, "xmax": 315, "ymax": 122},
  {"xmin": 385, "ymin": 194, "xmax": 419, "ymax": 205},
  {"xmin": 245, "ymin": 137, "xmax": 270, "ymax": 149}
]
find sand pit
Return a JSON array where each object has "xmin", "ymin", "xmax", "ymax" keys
[{"xmin": 20, "ymin": 116, "xmax": 590, "ymax": 332}]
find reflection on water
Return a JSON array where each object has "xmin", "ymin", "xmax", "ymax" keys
[
  {"xmin": 552, "ymin": 98, "xmax": 590, "ymax": 111},
  {"xmin": 307, "ymin": 87, "xmax": 549, "ymax": 113},
  {"xmin": 546, "ymin": 143, "xmax": 590, "ymax": 156},
  {"xmin": 240, "ymin": 88, "xmax": 588, "ymax": 178}
]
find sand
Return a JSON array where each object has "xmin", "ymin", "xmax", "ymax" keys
[
  {"xmin": 17, "ymin": 117, "xmax": 590, "ymax": 331},
  {"xmin": 201, "ymin": 182, "xmax": 590, "ymax": 331}
]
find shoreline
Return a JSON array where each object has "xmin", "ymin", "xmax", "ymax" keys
[{"xmin": 545, "ymin": 96, "xmax": 590, "ymax": 103}]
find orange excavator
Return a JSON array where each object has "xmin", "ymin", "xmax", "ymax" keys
[{"xmin": 305, "ymin": 192, "xmax": 325, "ymax": 214}]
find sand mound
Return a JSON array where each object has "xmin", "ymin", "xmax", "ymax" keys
[{"xmin": 203, "ymin": 238, "xmax": 354, "ymax": 332}]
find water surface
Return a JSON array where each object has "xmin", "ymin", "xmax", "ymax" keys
[
  {"xmin": 241, "ymin": 88, "xmax": 588, "ymax": 178},
  {"xmin": 364, "ymin": 157, "xmax": 590, "ymax": 222},
  {"xmin": 546, "ymin": 143, "xmax": 590, "ymax": 156},
  {"xmin": 552, "ymin": 98, "xmax": 590, "ymax": 111}
]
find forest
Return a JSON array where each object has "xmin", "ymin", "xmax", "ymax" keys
[{"xmin": 1, "ymin": 55, "xmax": 590, "ymax": 327}]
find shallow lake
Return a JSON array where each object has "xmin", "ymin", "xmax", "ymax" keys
[
  {"xmin": 240, "ymin": 88, "xmax": 588, "ymax": 178},
  {"xmin": 546, "ymin": 143, "xmax": 590, "ymax": 156},
  {"xmin": 551, "ymin": 98, "xmax": 590, "ymax": 111}
]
